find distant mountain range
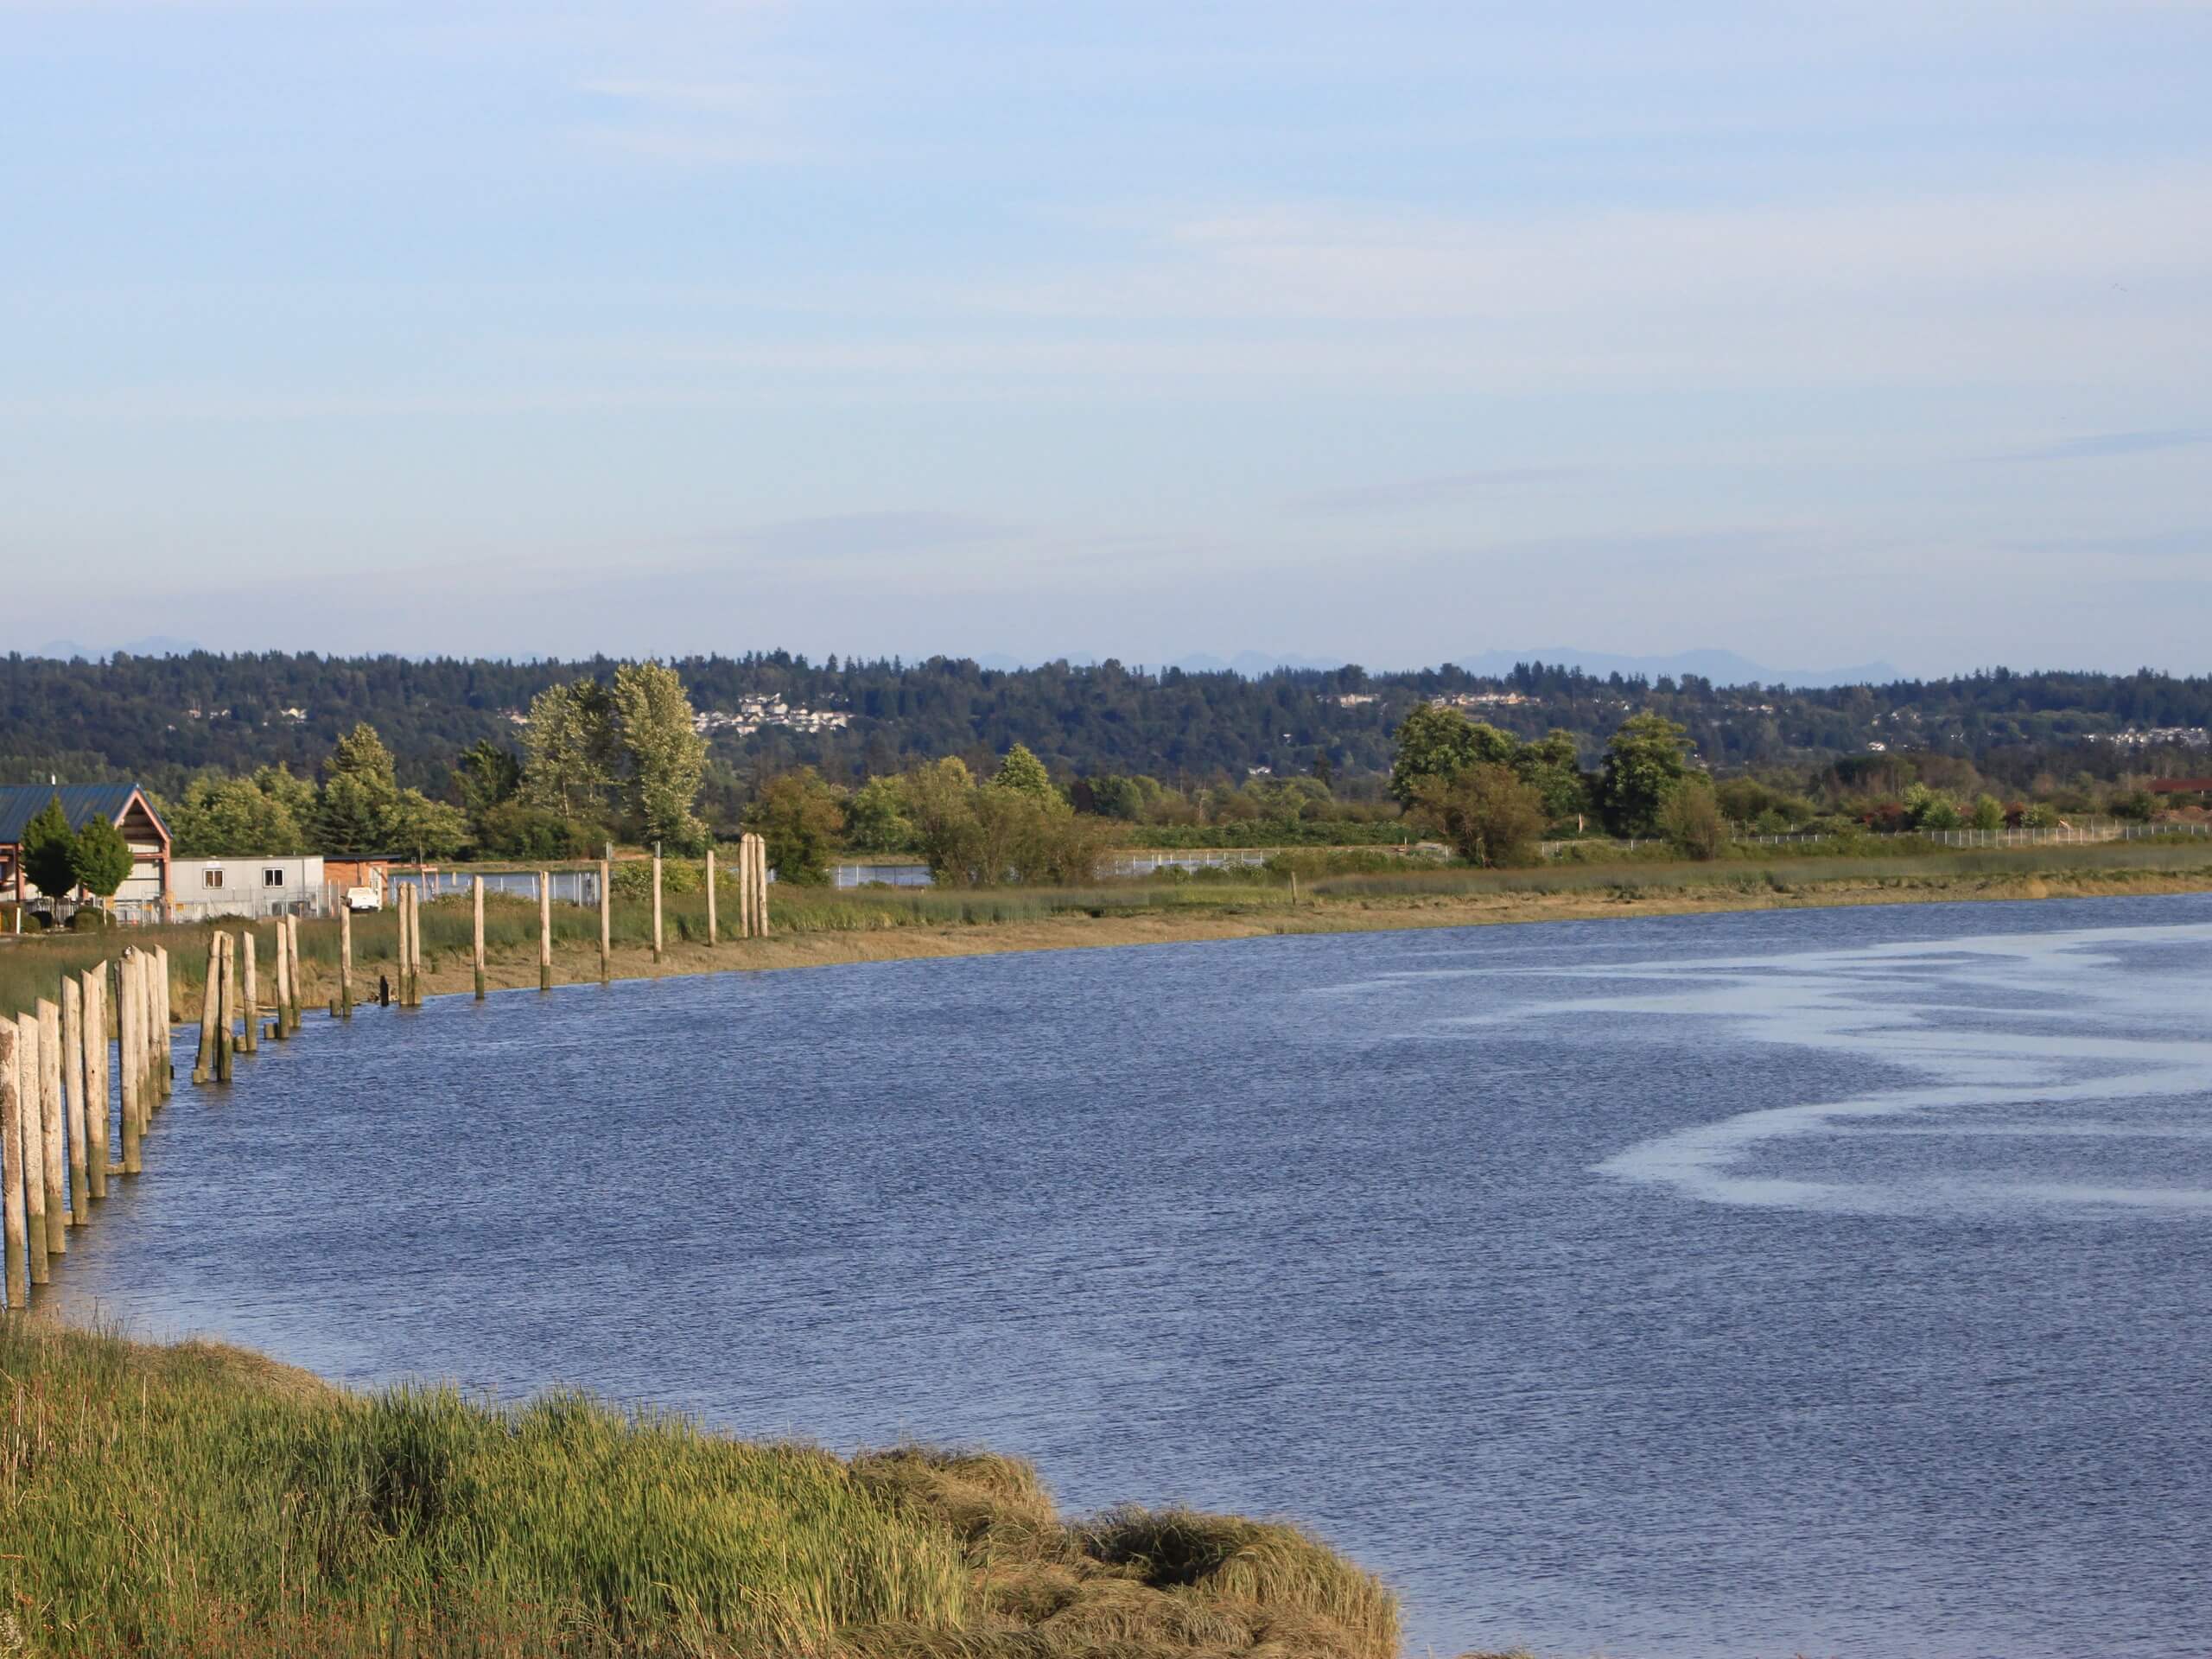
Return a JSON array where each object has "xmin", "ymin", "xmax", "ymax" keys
[{"xmin": 35, "ymin": 636, "xmax": 206, "ymax": 661}]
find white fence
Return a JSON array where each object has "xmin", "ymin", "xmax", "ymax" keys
[{"xmin": 1728, "ymin": 818, "xmax": 2209, "ymax": 849}]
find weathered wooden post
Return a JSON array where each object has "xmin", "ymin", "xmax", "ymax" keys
[
  {"xmin": 153, "ymin": 944, "xmax": 174, "ymax": 1099},
  {"xmin": 473, "ymin": 874, "xmax": 487, "ymax": 1000},
  {"xmin": 271, "ymin": 921, "xmax": 293, "ymax": 1040},
  {"xmin": 215, "ymin": 933, "xmax": 235, "ymax": 1084},
  {"xmin": 753, "ymin": 833, "xmax": 771, "ymax": 937},
  {"xmin": 391, "ymin": 887, "xmax": 409, "ymax": 1006},
  {"xmin": 538, "ymin": 871, "xmax": 553, "ymax": 992},
  {"xmin": 62, "ymin": 976, "xmax": 89, "ymax": 1219},
  {"xmin": 409, "ymin": 880, "xmax": 425, "ymax": 1004},
  {"xmin": 598, "ymin": 857, "xmax": 612, "ymax": 985},
  {"xmin": 2, "ymin": 1023, "xmax": 25, "ymax": 1308},
  {"xmin": 339, "ymin": 902, "xmax": 354, "ymax": 1019},
  {"xmin": 283, "ymin": 915, "xmax": 303, "ymax": 1033},
  {"xmin": 652, "ymin": 843, "xmax": 664, "ymax": 963},
  {"xmin": 118, "ymin": 957, "xmax": 143, "ymax": 1172},
  {"xmin": 240, "ymin": 931, "xmax": 260, "ymax": 1052},
  {"xmin": 17, "ymin": 1014, "xmax": 48, "ymax": 1283},
  {"xmin": 83, "ymin": 968, "xmax": 108, "ymax": 1200},
  {"xmin": 194, "ymin": 931, "xmax": 222, "ymax": 1084},
  {"xmin": 38, "ymin": 1001, "xmax": 66, "ymax": 1255},
  {"xmin": 740, "ymin": 835, "xmax": 754, "ymax": 938}
]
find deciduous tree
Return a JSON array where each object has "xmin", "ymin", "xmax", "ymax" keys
[
  {"xmin": 1599, "ymin": 714, "xmax": 1693, "ymax": 836},
  {"xmin": 71, "ymin": 817, "xmax": 135, "ymax": 901},
  {"xmin": 744, "ymin": 768, "xmax": 846, "ymax": 884},
  {"xmin": 613, "ymin": 663, "xmax": 709, "ymax": 852},
  {"xmin": 1414, "ymin": 764, "xmax": 1545, "ymax": 868}
]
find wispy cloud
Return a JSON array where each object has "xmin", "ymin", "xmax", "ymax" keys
[
  {"xmin": 1292, "ymin": 467, "xmax": 1590, "ymax": 517},
  {"xmin": 1983, "ymin": 429, "xmax": 2210, "ymax": 462}
]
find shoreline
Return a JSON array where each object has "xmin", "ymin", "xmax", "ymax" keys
[{"xmin": 368, "ymin": 865, "xmax": 2212, "ymax": 1004}]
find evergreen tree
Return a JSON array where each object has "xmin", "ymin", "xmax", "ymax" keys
[
  {"xmin": 21, "ymin": 795, "xmax": 79, "ymax": 899},
  {"xmin": 316, "ymin": 722, "xmax": 401, "ymax": 854}
]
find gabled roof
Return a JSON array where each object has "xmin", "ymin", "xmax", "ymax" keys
[{"xmin": 0, "ymin": 784, "xmax": 166, "ymax": 845}]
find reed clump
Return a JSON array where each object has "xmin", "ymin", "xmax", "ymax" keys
[{"xmin": 0, "ymin": 1321, "xmax": 1401, "ymax": 1659}]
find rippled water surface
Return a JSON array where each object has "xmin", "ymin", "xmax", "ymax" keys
[{"xmin": 56, "ymin": 894, "xmax": 2212, "ymax": 1658}]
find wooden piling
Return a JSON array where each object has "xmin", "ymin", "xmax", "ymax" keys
[
  {"xmin": 473, "ymin": 875, "xmax": 487, "ymax": 1000},
  {"xmin": 391, "ymin": 887, "xmax": 408, "ymax": 1006},
  {"xmin": 409, "ymin": 880, "xmax": 424, "ymax": 1005},
  {"xmin": 735, "ymin": 836, "xmax": 751, "ymax": 939},
  {"xmin": 339, "ymin": 903, "xmax": 354, "ymax": 1019},
  {"xmin": 194, "ymin": 931, "xmax": 222, "ymax": 1084},
  {"xmin": 38, "ymin": 1001, "xmax": 66, "ymax": 1255},
  {"xmin": 62, "ymin": 976, "xmax": 89, "ymax": 1219},
  {"xmin": 752, "ymin": 833, "xmax": 771, "ymax": 938},
  {"xmin": 82, "ymin": 969, "xmax": 108, "ymax": 1200},
  {"xmin": 271, "ymin": 922, "xmax": 293, "ymax": 1039},
  {"xmin": 3, "ymin": 1022, "xmax": 26, "ymax": 1308},
  {"xmin": 118, "ymin": 957, "xmax": 143, "ymax": 1172},
  {"xmin": 705, "ymin": 845, "xmax": 718, "ymax": 946},
  {"xmin": 538, "ymin": 871, "xmax": 553, "ymax": 993},
  {"xmin": 286, "ymin": 916, "xmax": 301, "ymax": 1029},
  {"xmin": 598, "ymin": 858, "xmax": 612, "ymax": 985},
  {"xmin": 17, "ymin": 1014, "xmax": 48, "ymax": 1283},
  {"xmin": 240, "ymin": 931, "xmax": 259, "ymax": 1052},
  {"xmin": 215, "ymin": 933, "xmax": 235, "ymax": 1084},
  {"xmin": 652, "ymin": 844, "xmax": 664, "ymax": 963},
  {"xmin": 153, "ymin": 944, "xmax": 173, "ymax": 1099}
]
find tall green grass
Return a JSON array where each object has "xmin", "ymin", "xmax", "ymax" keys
[{"xmin": 0, "ymin": 1321, "xmax": 1402, "ymax": 1658}]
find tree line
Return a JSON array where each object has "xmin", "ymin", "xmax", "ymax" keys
[{"xmin": 11, "ymin": 651, "xmax": 2212, "ymax": 804}]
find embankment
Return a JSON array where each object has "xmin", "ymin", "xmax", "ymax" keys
[{"xmin": 0, "ymin": 1318, "xmax": 1446, "ymax": 1658}]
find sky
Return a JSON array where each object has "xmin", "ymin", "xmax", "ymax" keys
[{"xmin": 3, "ymin": 0, "xmax": 2209, "ymax": 676}]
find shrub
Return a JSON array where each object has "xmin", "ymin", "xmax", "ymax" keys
[{"xmin": 1658, "ymin": 779, "xmax": 1725, "ymax": 860}]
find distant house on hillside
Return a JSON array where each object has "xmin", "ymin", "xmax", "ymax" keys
[
  {"xmin": 0, "ymin": 783, "xmax": 172, "ymax": 918},
  {"xmin": 2147, "ymin": 778, "xmax": 2212, "ymax": 804}
]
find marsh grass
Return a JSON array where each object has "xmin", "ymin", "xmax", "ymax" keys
[
  {"xmin": 6, "ymin": 838, "xmax": 2211, "ymax": 1022},
  {"xmin": 0, "ymin": 1320, "xmax": 1402, "ymax": 1659}
]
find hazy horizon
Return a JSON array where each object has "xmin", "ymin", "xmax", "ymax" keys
[{"xmin": 6, "ymin": 2, "xmax": 2207, "ymax": 676}]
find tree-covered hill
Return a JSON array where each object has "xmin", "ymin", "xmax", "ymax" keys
[{"xmin": 3, "ymin": 651, "xmax": 2209, "ymax": 801}]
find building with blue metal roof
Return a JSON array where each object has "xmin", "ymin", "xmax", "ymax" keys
[{"xmin": 0, "ymin": 784, "xmax": 172, "ymax": 918}]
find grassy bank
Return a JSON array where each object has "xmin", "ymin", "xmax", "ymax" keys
[
  {"xmin": 7, "ymin": 839, "xmax": 2212, "ymax": 1020},
  {"xmin": 0, "ymin": 1319, "xmax": 1422, "ymax": 1659}
]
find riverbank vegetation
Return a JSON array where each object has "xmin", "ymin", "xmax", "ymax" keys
[
  {"xmin": 0, "ymin": 1319, "xmax": 1421, "ymax": 1659},
  {"xmin": 9, "ymin": 836, "xmax": 2212, "ymax": 1023},
  {"xmin": 12, "ymin": 655, "xmax": 2212, "ymax": 883}
]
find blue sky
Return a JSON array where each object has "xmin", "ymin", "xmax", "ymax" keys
[{"xmin": 4, "ymin": 0, "xmax": 2208, "ymax": 674}]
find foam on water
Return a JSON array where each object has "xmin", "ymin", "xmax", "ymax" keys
[{"xmin": 1574, "ymin": 923, "xmax": 2212, "ymax": 1214}]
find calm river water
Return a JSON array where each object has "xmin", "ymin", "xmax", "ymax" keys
[{"xmin": 56, "ymin": 894, "xmax": 2212, "ymax": 1658}]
